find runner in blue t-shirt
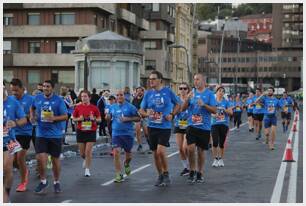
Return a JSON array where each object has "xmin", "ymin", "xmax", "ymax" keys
[
  {"xmin": 279, "ymin": 91, "xmax": 294, "ymax": 133},
  {"xmin": 211, "ymin": 86, "xmax": 233, "ymax": 168},
  {"xmin": 259, "ymin": 87, "xmax": 280, "ymax": 150},
  {"xmin": 251, "ymin": 88, "xmax": 265, "ymax": 140},
  {"xmin": 233, "ymin": 95, "xmax": 243, "ymax": 131},
  {"xmin": 3, "ymin": 84, "xmax": 27, "ymax": 203},
  {"xmin": 30, "ymin": 80, "xmax": 68, "ymax": 194},
  {"xmin": 173, "ymin": 83, "xmax": 191, "ymax": 176},
  {"xmin": 107, "ymin": 89, "xmax": 140, "ymax": 183},
  {"xmin": 182, "ymin": 73, "xmax": 217, "ymax": 184},
  {"xmin": 228, "ymin": 95, "xmax": 235, "ymax": 122},
  {"xmin": 245, "ymin": 92, "xmax": 255, "ymax": 132},
  {"xmin": 139, "ymin": 71, "xmax": 180, "ymax": 187},
  {"xmin": 10, "ymin": 78, "xmax": 35, "ymax": 192}
]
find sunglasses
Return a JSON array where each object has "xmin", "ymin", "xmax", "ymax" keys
[
  {"xmin": 179, "ymin": 87, "xmax": 188, "ymax": 90},
  {"xmin": 116, "ymin": 94, "xmax": 124, "ymax": 96}
]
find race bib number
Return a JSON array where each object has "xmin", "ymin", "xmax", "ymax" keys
[
  {"xmin": 256, "ymin": 104, "xmax": 261, "ymax": 109},
  {"xmin": 178, "ymin": 120, "xmax": 188, "ymax": 129},
  {"xmin": 192, "ymin": 114, "xmax": 203, "ymax": 125},
  {"xmin": 6, "ymin": 140, "xmax": 22, "ymax": 155},
  {"xmin": 236, "ymin": 106, "xmax": 241, "ymax": 111},
  {"xmin": 41, "ymin": 110, "xmax": 53, "ymax": 122},
  {"xmin": 268, "ymin": 105, "xmax": 275, "ymax": 114},
  {"xmin": 81, "ymin": 121, "xmax": 92, "ymax": 131},
  {"xmin": 283, "ymin": 106, "xmax": 288, "ymax": 113},
  {"xmin": 216, "ymin": 111, "xmax": 226, "ymax": 122},
  {"xmin": 150, "ymin": 112, "xmax": 163, "ymax": 124}
]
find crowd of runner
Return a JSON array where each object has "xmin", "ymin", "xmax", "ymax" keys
[{"xmin": 3, "ymin": 71, "xmax": 299, "ymax": 202}]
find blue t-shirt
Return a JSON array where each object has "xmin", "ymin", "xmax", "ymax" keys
[
  {"xmin": 262, "ymin": 96, "xmax": 279, "ymax": 117},
  {"xmin": 212, "ymin": 98, "xmax": 230, "ymax": 126},
  {"xmin": 279, "ymin": 97, "xmax": 293, "ymax": 113},
  {"xmin": 174, "ymin": 97, "xmax": 189, "ymax": 129},
  {"xmin": 233, "ymin": 101, "xmax": 243, "ymax": 113},
  {"xmin": 141, "ymin": 87, "xmax": 180, "ymax": 129},
  {"xmin": 12, "ymin": 94, "xmax": 34, "ymax": 136},
  {"xmin": 63, "ymin": 96, "xmax": 74, "ymax": 115},
  {"xmin": 3, "ymin": 96, "xmax": 26, "ymax": 145},
  {"xmin": 253, "ymin": 95, "xmax": 265, "ymax": 114},
  {"xmin": 124, "ymin": 93, "xmax": 132, "ymax": 103},
  {"xmin": 110, "ymin": 102, "xmax": 138, "ymax": 137},
  {"xmin": 245, "ymin": 97, "xmax": 254, "ymax": 113},
  {"xmin": 187, "ymin": 88, "xmax": 217, "ymax": 131},
  {"xmin": 32, "ymin": 94, "xmax": 68, "ymax": 138}
]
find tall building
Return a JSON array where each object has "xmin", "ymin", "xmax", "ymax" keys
[
  {"xmin": 272, "ymin": 3, "xmax": 303, "ymax": 50},
  {"xmin": 171, "ymin": 3, "xmax": 196, "ymax": 91},
  {"xmin": 3, "ymin": 3, "xmax": 148, "ymax": 92},
  {"xmin": 140, "ymin": 3, "xmax": 176, "ymax": 86},
  {"xmin": 240, "ymin": 13, "xmax": 273, "ymax": 43}
]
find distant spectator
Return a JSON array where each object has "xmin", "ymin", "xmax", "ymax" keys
[
  {"xmin": 124, "ymin": 86, "xmax": 131, "ymax": 103},
  {"xmin": 90, "ymin": 88, "xmax": 100, "ymax": 105}
]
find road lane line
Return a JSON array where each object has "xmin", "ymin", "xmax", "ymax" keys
[
  {"xmin": 229, "ymin": 122, "xmax": 248, "ymax": 131},
  {"xmin": 287, "ymin": 119, "xmax": 299, "ymax": 202},
  {"xmin": 101, "ymin": 122, "xmax": 247, "ymax": 186},
  {"xmin": 62, "ymin": 200, "xmax": 72, "ymax": 203},
  {"xmin": 270, "ymin": 112, "xmax": 297, "ymax": 203}
]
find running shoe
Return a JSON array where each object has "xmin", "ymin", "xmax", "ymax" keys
[
  {"xmin": 53, "ymin": 182, "xmax": 62, "ymax": 193},
  {"xmin": 187, "ymin": 171, "xmax": 196, "ymax": 183},
  {"xmin": 84, "ymin": 168, "xmax": 91, "ymax": 177},
  {"xmin": 196, "ymin": 172, "xmax": 204, "ymax": 183},
  {"xmin": 256, "ymin": 133, "xmax": 262, "ymax": 140},
  {"xmin": 114, "ymin": 173, "xmax": 124, "ymax": 183},
  {"xmin": 34, "ymin": 181, "xmax": 48, "ymax": 194},
  {"xmin": 180, "ymin": 168, "xmax": 190, "ymax": 176},
  {"xmin": 154, "ymin": 174, "xmax": 163, "ymax": 186},
  {"xmin": 160, "ymin": 172, "xmax": 170, "ymax": 186},
  {"xmin": 124, "ymin": 162, "xmax": 131, "ymax": 176},
  {"xmin": 218, "ymin": 159, "xmax": 224, "ymax": 167},
  {"xmin": 16, "ymin": 182, "xmax": 27, "ymax": 192},
  {"xmin": 137, "ymin": 144, "xmax": 143, "ymax": 152},
  {"xmin": 212, "ymin": 159, "xmax": 219, "ymax": 167}
]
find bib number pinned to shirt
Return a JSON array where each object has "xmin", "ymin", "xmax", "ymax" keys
[
  {"xmin": 150, "ymin": 112, "xmax": 163, "ymax": 124},
  {"xmin": 178, "ymin": 120, "xmax": 188, "ymax": 129},
  {"xmin": 6, "ymin": 140, "xmax": 22, "ymax": 155},
  {"xmin": 192, "ymin": 114, "xmax": 203, "ymax": 125},
  {"xmin": 81, "ymin": 121, "xmax": 92, "ymax": 131}
]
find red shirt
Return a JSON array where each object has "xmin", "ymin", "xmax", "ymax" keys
[{"xmin": 73, "ymin": 103, "xmax": 101, "ymax": 132}]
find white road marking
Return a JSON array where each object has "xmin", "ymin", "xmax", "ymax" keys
[
  {"xmin": 229, "ymin": 122, "xmax": 248, "ymax": 131},
  {"xmin": 287, "ymin": 119, "xmax": 299, "ymax": 202},
  {"xmin": 61, "ymin": 200, "xmax": 72, "ymax": 203},
  {"xmin": 270, "ymin": 112, "xmax": 298, "ymax": 203},
  {"xmin": 101, "ymin": 122, "xmax": 247, "ymax": 187}
]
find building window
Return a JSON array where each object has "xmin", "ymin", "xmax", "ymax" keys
[
  {"xmin": 3, "ymin": 13, "xmax": 13, "ymax": 26},
  {"xmin": 55, "ymin": 13, "xmax": 75, "ymax": 25},
  {"xmin": 152, "ymin": 3, "xmax": 160, "ymax": 12},
  {"xmin": 145, "ymin": 60, "xmax": 156, "ymax": 70},
  {"xmin": 28, "ymin": 41, "xmax": 40, "ymax": 53},
  {"xmin": 52, "ymin": 70, "xmax": 75, "ymax": 84},
  {"xmin": 28, "ymin": 70, "xmax": 40, "ymax": 84},
  {"xmin": 3, "ymin": 41, "xmax": 11, "ymax": 54},
  {"xmin": 4, "ymin": 70, "xmax": 14, "ymax": 83},
  {"xmin": 150, "ymin": 22, "xmax": 156, "ymax": 30},
  {"xmin": 144, "ymin": 41, "xmax": 157, "ymax": 50},
  {"xmin": 114, "ymin": 61, "xmax": 129, "ymax": 89},
  {"xmin": 28, "ymin": 13, "xmax": 40, "ymax": 25},
  {"xmin": 56, "ymin": 41, "xmax": 75, "ymax": 54}
]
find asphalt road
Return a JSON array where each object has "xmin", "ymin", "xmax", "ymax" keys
[{"xmin": 10, "ymin": 112, "xmax": 303, "ymax": 203}]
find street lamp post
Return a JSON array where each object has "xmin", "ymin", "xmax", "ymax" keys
[
  {"xmin": 82, "ymin": 44, "xmax": 90, "ymax": 90},
  {"xmin": 169, "ymin": 44, "xmax": 191, "ymax": 83}
]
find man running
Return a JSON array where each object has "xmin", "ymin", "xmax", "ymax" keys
[
  {"xmin": 252, "ymin": 88, "xmax": 265, "ymax": 140},
  {"xmin": 211, "ymin": 86, "xmax": 233, "ymax": 167},
  {"xmin": 233, "ymin": 95, "xmax": 243, "ymax": 131},
  {"xmin": 255, "ymin": 87, "xmax": 280, "ymax": 150},
  {"xmin": 30, "ymin": 80, "xmax": 68, "ymax": 194},
  {"xmin": 10, "ymin": 78, "xmax": 35, "ymax": 192},
  {"xmin": 132, "ymin": 86, "xmax": 149, "ymax": 152},
  {"xmin": 245, "ymin": 92, "xmax": 255, "ymax": 132},
  {"xmin": 3, "ymin": 83, "xmax": 27, "ymax": 202},
  {"xmin": 279, "ymin": 91, "xmax": 293, "ymax": 133},
  {"xmin": 182, "ymin": 73, "xmax": 217, "ymax": 183},
  {"xmin": 139, "ymin": 71, "xmax": 180, "ymax": 187},
  {"xmin": 107, "ymin": 89, "xmax": 140, "ymax": 183}
]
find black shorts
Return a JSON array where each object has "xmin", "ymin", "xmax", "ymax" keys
[
  {"xmin": 173, "ymin": 127, "xmax": 186, "ymax": 134},
  {"xmin": 211, "ymin": 124, "xmax": 229, "ymax": 149},
  {"xmin": 247, "ymin": 112, "xmax": 253, "ymax": 117},
  {"xmin": 16, "ymin": 135, "xmax": 33, "ymax": 150},
  {"xmin": 76, "ymin": 130, "xmax": 97, "ymax": 143},
  {"xmin": 186, "ymin": 126, "xmax": 210, "ymax": 150},
  {"xmin": 35, "ymin": 137, "xmax": 62, "ymax": 158},
  {"xmin": 281, "ymin": 112, "xmax": 291, "ymax": 120},
  {"xmin": 253, "ymin": 113, "xmax": 264, "ymax": 121},
  {"xmin": 148, "ymin": 127, "xmax": 171, "ymax": 151}
]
